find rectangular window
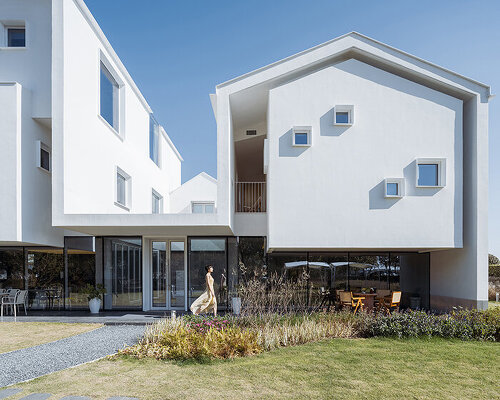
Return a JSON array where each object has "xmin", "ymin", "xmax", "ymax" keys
[
  {"xmin": 149, "ymin": 114, "xmax": 159, "ymax": 165},
  {"xmin": 192, "ymin": 202, "xmax": 215, "ymax": 214},
  {"xmin": 292, "ymin": 126, "xmax": 312, "ymax": 147},
  {"xmin": 100, "ymin": 62, "xmax": 119, "ymax": 131},
  {"xmin": 152, "ymin": 190, "xmax": 162, "ymax": 214},
  {"xmin": 334, "ymin": 105, "xmax": 354, "ymax": 126},
  {"xmin": 7, "ymin": 28, "xmax": 25, "ymax": 47},
  {"xmin": 386, "ymin": 183, "xmax": 398, "ymax": 196},
  {"xmin": 36, "ymin": 140, "xmax": 50, "ymax": 173},
  {"xmin": 384, "ymin": 178, "xmax": 404, "ymax": 198},
  {"xmin": 418, "ymin": 164, "xmax": 439, "ymax": 186},
  {"xmin": 116, "ymin": 173, "xmax": 126, "ymax": 206},
  {"xmin": 335, "ymin": 112, "xmax": 349, "ymax": 124}
]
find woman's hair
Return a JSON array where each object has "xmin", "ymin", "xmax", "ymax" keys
[{"xmin": 205, "ymin": 265, "xmax": 213, "ymax": 272}]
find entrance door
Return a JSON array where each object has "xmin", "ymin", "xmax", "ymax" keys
[{"xmin": 151, "ymin": 240, "xmax": 186, "ymax": 309}]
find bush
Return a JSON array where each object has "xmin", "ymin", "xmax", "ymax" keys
[{"xmin": 490, "ymin": 264, "xmax": 500, "ymax": 278}]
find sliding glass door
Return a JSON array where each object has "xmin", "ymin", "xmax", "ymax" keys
[{"xmin": 151, "ymin": 240, "xmax": 185, "ymax": 309}]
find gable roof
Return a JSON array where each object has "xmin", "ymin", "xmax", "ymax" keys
[{"xmin": 216, "ymin": 32, "xmax": 492, "ymax": 102}]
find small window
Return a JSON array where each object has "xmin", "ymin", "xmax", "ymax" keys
[
  {"xmin": 7, "ymin": 28, "xmax": 25, "ymax": 47},
  {"xmin": 334, "ymin": 105, "xmax": 354, "ymax": 126},
  {"xmin": 149, "ymin": 114, "xmax": 160, "ymax": 166},
  {"xmin": 152, "ymin": 190, "xmax": 162, "ymax": 214},
  {"xmin": 384, "ymin": 178, "xmax": 404, "ymax": 198},
  {"xmin": 246, "ymin": 130, "xmax": 257, "ymax": 136},
  {"xmin": 416, "ymin": 159, "xmax": 446, "ymax": 188},
  {"xmin": 292, "ymin": 126, "xmax": 312, "ymax": 147},
  {"xmin": 36, "ymin": 140, "xmax": 50, "ymax": 173},
  {"xmin": 192, "ymin": 202, "xmax": 215, "ymax": 214},
  {"xmin": 115, "ymin": 167, "xmax": 131, "ymax": 209},
  {"xmin": 100, "ymin": 62, "xmax": 119, "ymax": 132}
]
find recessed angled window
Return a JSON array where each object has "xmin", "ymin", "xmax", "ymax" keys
[
  {"xmin": 149, "ymin": 114, "xmax": 160, "ymax": 166},
  {"xmin": 100, "ymin": 62, "xmax": 119, "ymax": 131},
  {"xmin": 384, "ymin": 178, "xmax": 404, "ymax": 198},
  {"xmin": 152, "ymin": 189, "xmax": 162, "ymax": 214},
  {"xmin": 115, "ymin": 167, "xmax": 131, "ymax": 210},
  {"xmin": 7, "ymin": 27, "xmax": 25, "ymax": 47},
  {"xmin": 292, "ymin": 126, "xmax": 312, "ymax": 147},
  {"xmin": 334, "ymin": 105, "xmax": 354, "ymax": 126},
  {"xmin": 36, "ymin": 140, "xmax": 50, "ymax": 173},
  {"xmin": 192, "ymin": 202, "xmax": 215, "ymax": 214},
  {"xmin": 246, "ymin": 130, "xmax": 257, "ymax": 136},
  {"xmin": 416, "ymin": 159, "xmax": 446, "ymax": 188}
]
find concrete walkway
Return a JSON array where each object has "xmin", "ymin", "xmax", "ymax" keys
[
  {"xmin": 0, "ymin": 388, "xmax": 138, "ymax": 399},
  {"xmin": 0, "ymin": 325, "xmax": 145, "ymax": 388}
]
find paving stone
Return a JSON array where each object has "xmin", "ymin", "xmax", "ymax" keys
[
  {"xmin": 107, "ymin": 397, "xmax": 139, "ymax": 400},
  {"xmin": 19, "ymin": 394, "xmax": 52, "ymax": 400},
  {"xmin": 59, "ymin": 397, "xmax": 92, "ymax": 400},
  {"xmin": 0, "ymin": 388, "xmax": 22, "ymax": 399}
]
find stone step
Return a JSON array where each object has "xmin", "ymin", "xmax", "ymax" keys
[
  {"xmin": 106, "ymin": 398, "xmax": 139, "ymax": 400},
  {"xmin": 59, "ymin": 397, "xmax": 93, "ymax": 400},
  {"xmin": 19, "ymin": 394, "xmax": 51, "ymax": 400},
  {"xmin": 0, "ymin": 389, "xmax": 22, "ymax": 399}
]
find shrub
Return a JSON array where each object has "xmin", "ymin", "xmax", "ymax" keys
[{"xmin": 489, "ymin": 279, "xmax": 500, "ymax": 301}]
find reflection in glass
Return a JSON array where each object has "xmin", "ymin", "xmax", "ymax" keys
[
  {"xmin": 152, "ymin": 241, "xmax": 166, "ymax": 307},
  {"xmin": 170, "ymin": 242, "xmax": 185, "ymax": 308},
  {"xmin": 27, "ymin": 249, "xmax": 64, "ymax": 310},
  {"xmin": 308, "ymin": 254, "xmax": 348, "ymax": 307},
  {"xmin": 66, "ymin": 237, "xmax": 96, "ymax": 309},
  {"xmin": 103, "ymin": 238, "xmax": 142, "ymax": 309},
  {"xmin": 0, "ymin": 248, "xmax": 25, "ymax": 290},
  {"xmin": 348, "ymin": 254, "xmax": 390, "ymax": 292},
  {"xmin": 188, "ymin": 238, "xmax": 227, "ymax": 309}
]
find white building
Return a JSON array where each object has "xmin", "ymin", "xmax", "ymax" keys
[{"xmin": 0, "ymin": 0, "xmax": 491, "ymax": 312}]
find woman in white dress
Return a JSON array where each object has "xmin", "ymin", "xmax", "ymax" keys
[{"xmin": 190, "ymin": 265, "xmax": 217, "ymax": 316}]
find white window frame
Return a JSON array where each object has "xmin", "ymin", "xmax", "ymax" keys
[
  {"xmin": 35, "ymin": 140, "xmax": 50, "ymax": 173},
  {"xmin": 416, "ymin": 158, "xmax": 446, "ymax": 188},
  {"xmin": 384, "ymin": 178, "xmax": 404, "ymax": 198},
  {"xmin": 292, "ymin": 126, "xmax": 312, "ymax": 147},
  {"xmin": 191, "ymin": 201, "xmax": 215, "ymax": 214},
  {"xmin": 115, "ymin": 167, "xmax": 131, "ymax": 211},
  {"xmin": 98, "ymin": 52, "xmax": 125, "ymax": 140},
  {"xmin": 152, "ymin": 189, "xmax": 163, "ymax": 214},
  {"xmin": 0, "ymin": 21, "xmax": 26, "ymax": 49},
  {"xmin": 334, "ymin": 105, "xmax": 354, "ymax": 126}
]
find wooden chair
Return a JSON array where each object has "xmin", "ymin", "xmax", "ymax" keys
[
  {"xmin": 378, "ymin": 291, "xmax": 402, "ymax": 314},
  {"xmin": 339, "ymin": 291, "xmax": 365, "ymax": 314}
]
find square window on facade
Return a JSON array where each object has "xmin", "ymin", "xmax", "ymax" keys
[
  {"xmin": 386, "ymin": 182, "xmax": 398, "ymax": 196},
  {"xmin": 100, "ymin": 62, "xmax": 119, "ymax": 131},
  {"xmin": 292, "ymin": 126, "xmax": 312, "ymax": 146},
  {"xmin": 384, "ymin": 178, "xmax": 404, "ymax": 198},
  {"xmin": 335, "ymin": 111, "xmax": 349, "ymax": 124},
  {"xmin": 334, "ymin": 105, "xmax": 354, "ymax": 126},
  {"xmin": 418, "ymin": 164, "xmax": 439, "ymax": 186},
  {"xmin": 7, "ymin": 28, "xmax": 25, "ymax": 47},
  {"xmin": 294, "ymin": 132, "xmax": 308, "ymax": 145}
]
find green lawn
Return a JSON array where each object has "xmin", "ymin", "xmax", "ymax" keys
[
  {"xmin": 489, "ymin": 301, "xmax": 500, "ymax": 309},
  {"xmin": 11, "ymin": 338, "xmax": 500, "ymax": 400}
]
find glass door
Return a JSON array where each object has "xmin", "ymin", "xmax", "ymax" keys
[{"xmin": 151, "ymin": 240, "xmax": 185, "ymax": 309}]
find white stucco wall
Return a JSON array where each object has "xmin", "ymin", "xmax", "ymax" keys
[
  {"xmin": 169, "ymin": 173, "xmax": 217, "ymax": 213},
  {"xmin": 54, "ymin": 0, "xmax": 181, "ymax": 215},
  {"xmin": 266, "ymin": 59, "xmax": 463, "ymax": 250}
]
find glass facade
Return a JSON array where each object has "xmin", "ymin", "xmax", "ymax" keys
[
  {"xmin": 103, "ymin": 238, "xmax": 142, "ymax": 310},
  {"xmin": 0, "ymin": 248, "xmax": 25, "ymax": 290},
  {"xmin": 66, "ymin": 237, "xmax": 96, "ymax": 309}
]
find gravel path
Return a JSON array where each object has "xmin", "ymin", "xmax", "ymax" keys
[{"xmin": 0, "ymin": 325, "xmax": 145, "ymax": 388}]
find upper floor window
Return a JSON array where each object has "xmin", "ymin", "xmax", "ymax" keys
[
  {"xmin": 416, "ymin": 158, "xmax": 446, "ymax": 188},
  {"xmin": 115, "ymin": 167, "xmax": 131, "ymax": 210},
  {"xmin": 7, "ymin": 27, "xmax": 25, "ymax": 47},
  {"xmin": 192, "ymin": 202, "xmax": 215, "ymax": 214},
  {"xmin": 152, "ymin": 190, "xmax": 163, "ymax": 214},
  {"xmin": 36, "ymin": 140, "xmax": 50, "ymax": 173},
  {"xmin": 100, "ymin": 62, "xmax": 119, "ymax": 132},
  {"xmin": 384, "ymin": 178, "xmax": 404, "ymax": 198},
  {"xmin": 334, "ymin": 105, "xmax": 354, "ymax": 126},
  {"xmin": 292, "ymin": 126, "xmax": 312, "ymax": 147},
  {"xmin": 149, "ymin": 114, "xmax": 160, "ymax": 166}
]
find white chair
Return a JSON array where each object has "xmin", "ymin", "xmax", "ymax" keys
[{"xmin": 1, "ymin": 289, "xmax": 28, "ymax": 317}]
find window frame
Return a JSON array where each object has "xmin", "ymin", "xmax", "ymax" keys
[
  {"xmin": 6, "ymin": 27, "xmax": 25, "ymax": 47},
  {"xmin": 151, "ymin": 189, "xmax": 163, "ymax": 214},
  {"xmin": 334, "ymin": 105, "xmax": 354, "ymax": 126},
  {"xmin": 115, "ymin": 167, "xmax": 131, "ymax": 211},
  {"xmin": 191, "ymin": 201, "xmax": 216, "ymax": 214},
  {"xmin": 35, "ymin": 140, "xmax": 51, "ymax": 173},
  {"xmin": 384, "ymin": 178, "xmax": 404, "ymax": 198},
  {"xmin": 0, "ymin": 21, "xmax": 26, "ymax": 49},
  {"xmin": 292, "ymin": 126, "xmax": 312, "ymax": 147},
  {"xmin": 149, "ymin": 114, "xmax": 161, "ymax": 167},
  {"xmin": 415, "ymin": 158, "xmax": 446, "ymax": 188}
]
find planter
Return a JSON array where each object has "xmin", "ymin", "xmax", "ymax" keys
[
  {"xmin": 232, "ymin": 296, "xmax": 241, "ymax": 315},
  {"xmin": 89, "ymin": 297, "xmax": 101, "ymax": 314}
]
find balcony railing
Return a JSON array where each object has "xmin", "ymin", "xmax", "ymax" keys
[{"xmin": 235, "ymin": 182, "xmax": 266, "ymax": 212}]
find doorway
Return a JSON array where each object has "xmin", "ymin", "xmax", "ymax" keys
[{"xmin": 151, "ymin": 240, "xmax": 186, "ymax": 310}]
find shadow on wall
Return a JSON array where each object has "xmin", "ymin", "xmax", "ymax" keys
[
  {"xmin": 320, "ymin": 108, "xmax": 350, "ymax": 137},
  {"xmin": 369, "ymin": 180, "xmax": 401, "ymax": 209},
  {"xmin": 403, "ymin": 160, "xmax": 442, "ymax": 197},
  {"xmin": 279, "ymin": 129, "xmax": 309, "ymax": 157}
]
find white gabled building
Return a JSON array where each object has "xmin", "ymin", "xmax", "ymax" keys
[{"xmin": 0, "ymin": 0, "xmax": 491, "ymax": 313}]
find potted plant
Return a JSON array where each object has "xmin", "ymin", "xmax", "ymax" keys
[{"xmin": 82, "ymin": 284, "xmax": 106, "ymax": 314}]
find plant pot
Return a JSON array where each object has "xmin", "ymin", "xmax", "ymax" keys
[
  {"xmin": 89, "ymin": 297, "xmax": 101, "ymax": 314},
  {"xmin": 232, "ymin": 296, "xmax": 241, "ymax": 315}
]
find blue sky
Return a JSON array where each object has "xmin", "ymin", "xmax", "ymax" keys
[{"xmin": 84, "ymin": 0, "xmax": 499, "ymax": 256}]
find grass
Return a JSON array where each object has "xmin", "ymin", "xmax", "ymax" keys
[
  {"xmin": 11, "ymin": 338, "xmax": 500, "ymax": 399},
  {"xmin": 0, "ymin": 322, "xmax": 102, "ymax": 353},
  {"xmin": 489, "ymin": 301, "xmax": 500, "ymax": 309}
]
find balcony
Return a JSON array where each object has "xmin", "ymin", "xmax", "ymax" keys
[{"xmin": 235, "ymin": 182, "xmax": 266, "ymax": 212}]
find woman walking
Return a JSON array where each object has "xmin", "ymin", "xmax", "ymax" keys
[{"xmin": 190, "ymin": 265, "xmax": 217, "ymax": 316}]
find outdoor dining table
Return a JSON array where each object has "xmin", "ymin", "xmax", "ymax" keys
[{"xmin": 354, "ymin": 293, "xmax": 378, "ymax": 311}]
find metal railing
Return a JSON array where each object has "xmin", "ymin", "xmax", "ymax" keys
[{"xmin": 235, "ymin": 182, "xmax": 266, "ymax": 212}]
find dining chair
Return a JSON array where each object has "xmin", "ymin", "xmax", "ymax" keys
[
  {"xmin": 1, "ymin": 289, "xmax": 20, "ymax": 317},
  {"xmin": 378, "ymin": 291, "xmax": 402, "ymax": 314},
  {"xmin": 339, "ymin": 291, "xmax": 365, "ymax": 314}
]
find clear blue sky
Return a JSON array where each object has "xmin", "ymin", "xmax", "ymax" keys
[{"xmin": 84, "ymin": 0, "xmax": 499, "ymax": 256}]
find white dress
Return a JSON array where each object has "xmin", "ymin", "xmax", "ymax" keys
[{"xmin": 190, "ymin": 274, "xmax": 217, "ymax": 315}]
